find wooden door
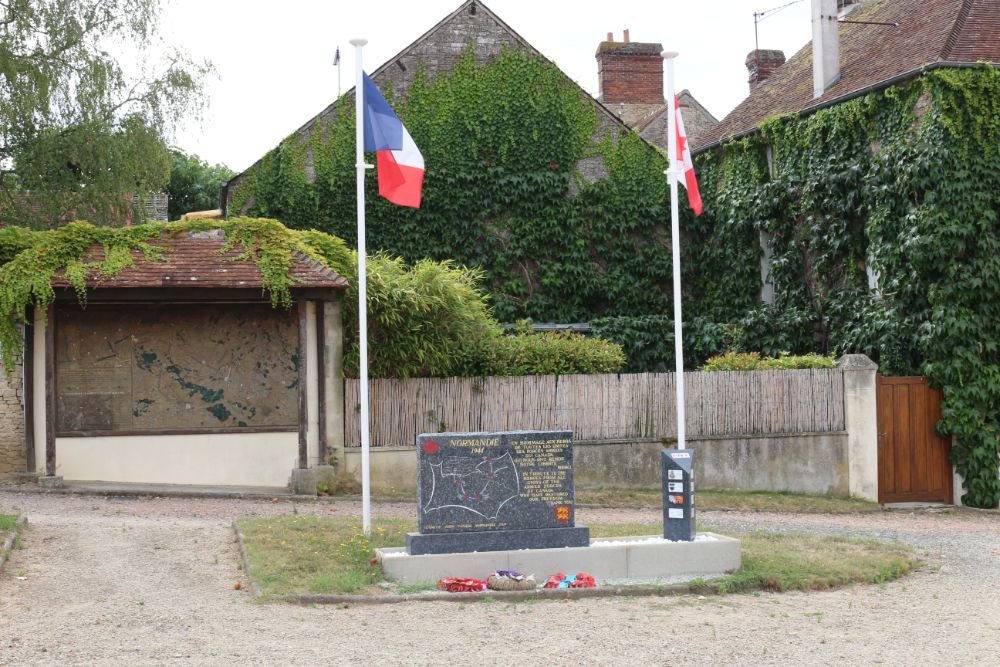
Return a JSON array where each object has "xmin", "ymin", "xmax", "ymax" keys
[{"xmin": 876, "ymin": 376, "xmax": 953, "ymax": 504}]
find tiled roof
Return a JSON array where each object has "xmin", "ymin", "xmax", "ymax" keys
[
  {"xmin": 51, "ymin": 231, "xmax": 349, "ymax": 291},
  {"xmin": 695, "ymin": 0, "xmax": 1000, "ymax": 151}
]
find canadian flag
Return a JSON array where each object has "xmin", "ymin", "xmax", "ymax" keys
[{"xmin": 674, "ymin": 96, "xmax": 703, "ymax": 216}]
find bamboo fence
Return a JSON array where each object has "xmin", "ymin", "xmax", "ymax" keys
[{"xmin": 344, "ymin": 369, "xmax": 845, "ymax": 448}]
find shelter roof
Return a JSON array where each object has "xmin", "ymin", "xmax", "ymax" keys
[{"xmin": 51, "ymin": 230, "xmax": 349, "ymax": 291}]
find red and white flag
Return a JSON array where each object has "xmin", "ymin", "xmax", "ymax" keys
[{"xmin": 674, "ymin": 97, "xmax": 702, "ymax": 216}]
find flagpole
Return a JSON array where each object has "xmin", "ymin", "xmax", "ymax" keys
[
  {"xmin": 350, "ymin": 37, "xmax": 373, "ymax": 535},
  {"xmin": 663, "ymin": 50, "xmax": 686, "ymax": 451}
]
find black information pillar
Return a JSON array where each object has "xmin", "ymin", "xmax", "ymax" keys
[{"xmin": 662, "ymin": 449, "xmax": 695, "ymax": 542}]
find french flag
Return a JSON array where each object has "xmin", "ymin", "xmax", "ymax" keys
[{"xmin": 361, "ymin": 72, "xmax": 424, "ymax": 208}]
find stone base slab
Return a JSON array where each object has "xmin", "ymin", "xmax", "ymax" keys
[
  {"xmin": 379, "ymin": 533, "xmax": 741, "ymax": 584},
  {"xmin": 38, "ymin": 475, "xmax": 64, "ymax": 489},
  {"xmin": 288, "ymin": 468, "xmax": 317, "ymax": 495},
  {"xmin": 406, "ymin": 526, "xmax": 590, "ymax": 555}
]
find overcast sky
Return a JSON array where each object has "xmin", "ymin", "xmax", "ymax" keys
[{"xmin": 159, "ymin": 0, "xmax": 815, "ymax": 172}]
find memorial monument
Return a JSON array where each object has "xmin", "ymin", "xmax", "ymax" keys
[{"xmin": 406, "ymin": 430, "xmax": 590, "ymax": 555}]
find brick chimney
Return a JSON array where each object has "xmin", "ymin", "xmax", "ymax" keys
[
  {"xmin": 595, "ymin": 31, "xmax": 664, "ymax": 104},
  {"xmin": 745, "ymin": 49, "xmax": 786, "ymax": 89}
]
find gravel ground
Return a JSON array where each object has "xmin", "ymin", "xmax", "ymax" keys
[{"xmin": 0, "ymin": 489, "xmax": 997, "ymax": 666}]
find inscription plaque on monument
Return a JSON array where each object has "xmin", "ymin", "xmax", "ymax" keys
[
  {"xmin": 662, "ymin": 449, "xmax": 696, "ymax": 542},
  {"xmin": 407, "ymin": 430, "xmax": 590, "ymax": 555}
]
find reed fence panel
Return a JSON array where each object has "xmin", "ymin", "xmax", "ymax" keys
[{"xmin": 344, "ymin": 369, "xmax": 845, "ymax": 448}]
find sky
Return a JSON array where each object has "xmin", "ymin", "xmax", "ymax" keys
[{"xmin": 158, "ymin": 0, "xmax": 815, "ymax": 173}]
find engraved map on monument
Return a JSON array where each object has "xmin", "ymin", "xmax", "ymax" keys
[
  {"xmin": 56, "ymin": 303, "xmax": 298, "ymax": 432},
  {"xmin": 423, "ymin": 452, "xmax": 521, "ymax": 520}
]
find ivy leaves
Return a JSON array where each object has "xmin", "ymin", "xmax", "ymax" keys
[{"xmin": 697, "ymin": 66, "xmax": 1000, "ymax": 507}]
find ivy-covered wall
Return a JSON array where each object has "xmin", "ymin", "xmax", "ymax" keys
[
  {"xmin": 227, "ymin": 50, "xmax": 700, "ymax": 323},
  {"xmin": 694, "ymin": 66, "xmax": 1000, "ymax": 508}
]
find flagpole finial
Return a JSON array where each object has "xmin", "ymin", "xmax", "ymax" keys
[
  {"xmin": 350, "ymin": 38, "xmax": 368, "ymax": 47},
  {"xmin": 661, "ymin": 50, "xmax": 679, "ymax": 60}
]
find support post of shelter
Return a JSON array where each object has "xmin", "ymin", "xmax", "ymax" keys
[
  {"xmin": 838, "ymin": 354, "xmax": 879, "ymax": 502},
  {"xmin": 23, "ymin": 307, "xmax": 34, "ymax": 473},
  {"xmin": 296, "ymin": 299, "xmax": 308, "ymax": 470},
  {"xmin": 323, "ymin": 297, "xmax": 345, "ymax": 465},
  {"xmin": 290, "ymin": 298, "xmax": 317, "ymax": 496},
  {"xmin": 41, "ymin": 303, "xmax": 62, "ymax": 488},
  {"xmin": 316, "ymin": 300, "xmax": 327, "ymax": 464}
]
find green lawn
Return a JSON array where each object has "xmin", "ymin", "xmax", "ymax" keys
[{"xmin": 237, "ymin": 516, "xmax": 914, "ymax": 599}]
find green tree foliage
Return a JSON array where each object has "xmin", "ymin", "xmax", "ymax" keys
[
  {"xmin": 167, "ymin": 149, "xmax": 234, "ymax": 220},
  {"xmin": 0, "ymin": 0, "xmax": 210, "ymax": 228}
]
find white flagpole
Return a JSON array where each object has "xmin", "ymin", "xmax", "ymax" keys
[
  {"xmin": 663, "ymin": 50, "xmax": 686, "ymax": 451},
  {"xmin": 350, "ymin": 37, "xmax": 373, "ymax": 535}
]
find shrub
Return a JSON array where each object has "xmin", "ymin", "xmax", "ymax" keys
[
  {"xmin": 700, "ymin": 351, "xmax": 836, "ymax": 372},
  {"xmin": 736, "ymin": 305, "xmax": 816, "ymax": 359},
  {"xmin": 589, "ymin": 315, "xmax": 737, "ymax": 372},
  {"xmin": 464, "ymin": 329, "xmax": 625, "ymax": 377}
]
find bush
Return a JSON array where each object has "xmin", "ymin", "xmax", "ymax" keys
[
  {"xmin": 736, "ymin": 305, "xmax": 816, "ymax": 359},
  {"xmin": 700, "ymin": 351, "xmax": 836, "ymax": 372},
  {"xmin": 463, "ymin": 329, "xmax": 625, "ymax": 377},
  {"xmin": 589, "ymin": 315, "xmax": 737, "ymax": 372},
  {"xmin": 299, "ymin": 231, "xmax": 623, "ymax": 379}
]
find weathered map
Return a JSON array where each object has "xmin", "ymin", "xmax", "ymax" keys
[{"xmin": 56, "ymin": 303, "xmax": 298, "ymax": 433}]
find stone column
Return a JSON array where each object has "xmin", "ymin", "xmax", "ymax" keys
[
  {"xmin": 837, "ymin": 354, "xmax": 879, "ymax": 501},
  {"xmin": 323, "ymin": 296, "xmax": 345, "ymax": 466}
]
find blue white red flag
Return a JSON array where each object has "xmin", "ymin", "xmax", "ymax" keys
[{"xmin": 361, "ymin": 72, "xmax": 424, "ymax": 208}]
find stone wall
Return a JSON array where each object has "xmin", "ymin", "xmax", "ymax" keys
[{"xmin": 0, "ymin": 363, "xmax": 25, "ymax": 476}]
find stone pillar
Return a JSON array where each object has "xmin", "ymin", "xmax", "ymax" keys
[
  {"xmin": 323, "ymin": 296, "xmax": 345, "ymax": 468},
  {"xmin": 837, "ymin": 354, "xmax": 879, "ymax": 501}
]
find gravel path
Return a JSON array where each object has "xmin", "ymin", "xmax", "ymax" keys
[{"xmin": 0, "ymin": 490, "xmax": 997, "ymax": 666}]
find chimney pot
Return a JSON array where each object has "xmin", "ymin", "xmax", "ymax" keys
[
  {"xmin": 607, "ymin": 32, "xmax": 613, "ymax": 41},
  {"xmin": 623, "ymin": 29, "xmax": 630, "ymax": 43},
  {"xmin": 745, "ymin": 49, "xmax": 786, "ymax": 90}
]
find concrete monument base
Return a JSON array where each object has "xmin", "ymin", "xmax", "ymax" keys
[{"xmin": 378, "ymin": 532, "xmax": 741, "ymax": 585}]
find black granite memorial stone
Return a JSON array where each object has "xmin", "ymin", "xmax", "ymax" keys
[
  {"xmin": 662, "ymin": 449, "xmax": 696, "ymax": 542},
  {"xmin": 406, "ymin": 430, "xmax": 590, "ymax": 555}
]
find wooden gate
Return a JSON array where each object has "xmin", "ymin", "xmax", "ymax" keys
[{"xmin": 876, "ymin": 376, "xmax": 953, "ymax": 504}]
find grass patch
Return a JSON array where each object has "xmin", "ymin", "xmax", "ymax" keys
[
  {"xmin": 0, "ymin": 513, "xmax": 18, "ymax": 533},
  {"xmin": 238, "ymin": 517, "xmax": 914, "ymax": 598},
  {"xmin": 577, "ymin": 487, "xmax": 881, "ymax": 513},
  {"xmin": 238, "ymin": 516, "xmax": 411, "ymax": 598},
  {"xmin": 704, "ymin": 531, "xmax": 915, "ymax": 593}
]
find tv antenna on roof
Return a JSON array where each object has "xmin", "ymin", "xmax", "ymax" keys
[{"xmin": 752, "ymin": 0, "xmax": 806, "ymax": 54}]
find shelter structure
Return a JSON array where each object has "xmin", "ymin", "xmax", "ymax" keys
[{"xmin": 25, "ymin": 229, "xmax": 348, "ymax": 488}]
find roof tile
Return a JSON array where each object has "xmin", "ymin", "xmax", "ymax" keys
[
  {"xmin": 695, "ymin": 0, "xmax": 1000, "ymax": 151},
  {"xmin": 51, "ymin": 234, "xmax": 349, "ymax": 291}
]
